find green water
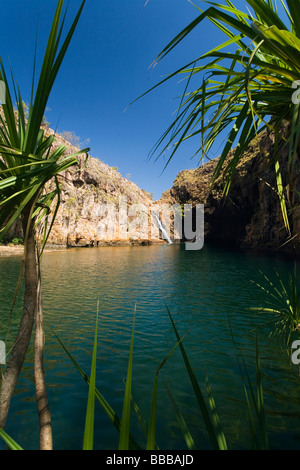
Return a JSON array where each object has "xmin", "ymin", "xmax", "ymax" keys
[{"xmin": 0, "ymin": 243, "xmax": 300, "ymax": 450}]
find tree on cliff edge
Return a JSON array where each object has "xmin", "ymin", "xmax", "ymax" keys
[
  {"xmin": 0, "ymin": 0, "xmax": 89, "ymax": 449},
  {"xmin": 145, "ymin": 0, "xmax": 300, "ymax": 242}
]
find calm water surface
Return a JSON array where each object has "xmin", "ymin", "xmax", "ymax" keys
[{"xmin": 0, "ymin": 243, "xmax": 299, "ymax": 450}]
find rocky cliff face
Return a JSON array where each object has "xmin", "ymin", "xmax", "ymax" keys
[
  {"xmin": 8, "ymin": 126, "xmax": 167, "ymax": 247},
  {"xmin": 46, "ymin": 129, "xmax": 172, "ymax": 247},
  {"xmin": 160, "ymin": 125, "xmax": 300, "ymax": 257},
  {"xmin": 7, "ymin": 122, "xmax": 299, "ymax": 256}
]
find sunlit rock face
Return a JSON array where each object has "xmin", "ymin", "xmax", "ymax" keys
[
  {"xmin": 7, "ymin": 126, "xmax": 168, "ymax": 247},
  {"xmin": 6, "ymin": 122, "xmax": 299, "ymax": 256},
  {"xmin": 45, "ymin": 154, "xmax": 155, "ymax": 247},
  {"xmin": 38, "ymin": 129, "xmax": 154, "ymax": 246}
]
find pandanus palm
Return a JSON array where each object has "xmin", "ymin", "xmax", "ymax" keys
[
  {"xmin": 146, "ymin": 0, "xmax": 300, "ymax": 238},
  {"xmin": 0, "ymin": 0, "xmax": 88, "ymax": 449}
]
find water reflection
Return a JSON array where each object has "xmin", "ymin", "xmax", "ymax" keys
[{"xmin": 0, "ymin": 244, "xmax": 299, "ymax": 450}]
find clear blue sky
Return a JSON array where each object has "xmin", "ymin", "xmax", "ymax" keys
[{"xmin": 1, "ymin": 0, "xmax": 248, "ymax": 200}]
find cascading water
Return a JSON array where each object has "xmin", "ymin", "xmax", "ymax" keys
[{"xmin": 153, "ymin": 213, "xmax": 173, "ymax": 244}]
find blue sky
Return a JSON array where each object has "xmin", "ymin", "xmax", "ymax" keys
[{"xmin": 1, "ymin": 0, "xmax": 249, "ymax": 200}]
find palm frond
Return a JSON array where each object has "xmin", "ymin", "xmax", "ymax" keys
[{"xmin": 142, "ymin": 0, "xmax": 300, "ymax": 234}]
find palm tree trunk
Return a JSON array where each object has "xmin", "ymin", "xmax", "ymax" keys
[
  {"xmin": 0, "ymin": 211, "xmax": 53, "ymax": 449},
  {"xmin": 0, "ymin": 213, "xmax": 37, "ymax": 429},
  {"xmin": 34, "ymin": 259, "xmax": 53, "ymax": 450}
]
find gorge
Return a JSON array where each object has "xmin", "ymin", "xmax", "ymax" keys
[{"xmin": 6, "ymin": 122, "xmax": 300, "ymax": 258}]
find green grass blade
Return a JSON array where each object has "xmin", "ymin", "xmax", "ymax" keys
[
  {"xmin": 243, "ymin": 384, "xmax": 259, "ymax": 449},
  {"xmin": 163, "ymin": 377, "xmax": 196, "ymax": 450},
  {"xmin": 25, "ymin": 1, "xmax": 86, "ymax": 153},
  {"xmin": 146, "ymin": 374, "xmax": 159, "ymax": 450},
  {"xmin": 204, "ymin": 370, "xmax": 227, "ymax": 450},
  {"xmin": 227, "ymin": 315, "xmax": 268, "ymax": 450},
  {"xmin": 246, "ymin": 0, "xmax": 288, "ymax": 30},
  {"xmin": 286, "ymin": 0, "xmax": 300, "ymax": 36},
  {"xmin": 241, "ymin": 340, "xmax": 268, "ymax": 450},
  {"xmin": 274, "ymin": 130, "xmax": 290, "ymax": 234},
  {"xmin": 118, "ymin": 308, "xmax": 136, "ymax": 450},
  {"xmin": 227, "ymin": 318, "xmax": 259, "ymax": 448},
  {"xmin": 82, "ymin": 302, "xmax": 99, "ymax": 450},
  {"xmin": 130, "ymin": 393, "xmax": 149, "ymax": 439},
  {"xmin": 0, "ymin": 429, "xmax": 23, "ymax": 450},
  {"xmin": 146, "ymin": 337, "xmax": 184, "ymax": 450},
  {"xmin": 24, "ymin": 0, "xmax": 64, "ymax": 151},
  {"xmin": 255, "ymin": 335, "xmax": 268, "ymax": 450},
  {"xmin": 54, "ymin": 330, "xmax": 141, "ymax": 450},
  {"xmin": 165, "ymin": 302, "xmax": 226, "ymax": 450},
  {"xmin": 0, "ymin": 59, "xmax": 19, "ymax": 147},
  {"xmin": 51, "ymin": 1, "xmax": 87, "ymax": 88}
]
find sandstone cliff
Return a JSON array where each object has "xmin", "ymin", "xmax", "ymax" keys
[
  {"xmin": 7, "ymin": 126, "xmax": 167, "ymax": 247},
  {"xmin": 160, "ymin": 124, "xmax": 300, "ymax": 257},
  {"xmin": 6, "ymin": 122, "xmax": 299, "ymax": 256}
]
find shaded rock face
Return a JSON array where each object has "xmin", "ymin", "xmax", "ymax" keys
[{"xmin": 161, "ymin": 126, "xmax": 300, "ymax": 257}]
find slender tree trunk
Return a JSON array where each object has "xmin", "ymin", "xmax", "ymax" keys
[
  {"xmin": 34, "ymin": 260, "xmax": 52, "ymax": 450},
  {"xmin": 0, "ymin": 211, "xmax": 53, "ymax": 449},
  {"xmin": 0, "ymin": 213, "xmax": 37, "ymax": 429}
]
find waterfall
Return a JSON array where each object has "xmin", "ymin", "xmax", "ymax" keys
[{"xmin": 153, "ymin": 213, "xmax": 173, "ymax": 244}]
